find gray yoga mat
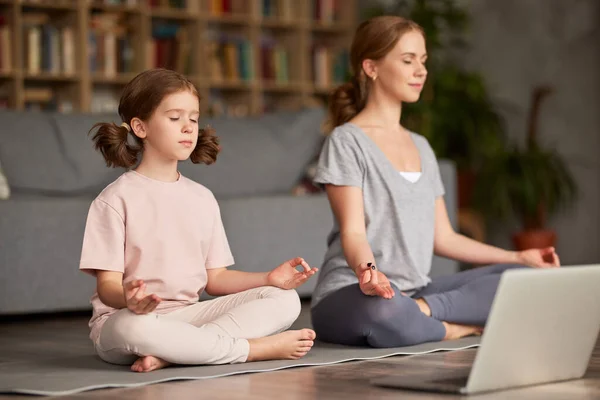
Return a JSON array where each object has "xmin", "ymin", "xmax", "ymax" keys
[{"xmin": 0, "ymin": 337, "xmax": 480, "ymax": 396}]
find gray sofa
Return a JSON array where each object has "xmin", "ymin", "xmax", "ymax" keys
[{"xmin": 0, "ymin": 108, "xmax": 458, "ymax": 315}]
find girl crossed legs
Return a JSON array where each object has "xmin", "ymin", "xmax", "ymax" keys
[{"xmin": 97, "ymin": 286, "xmax": 315, "ymax": 372}]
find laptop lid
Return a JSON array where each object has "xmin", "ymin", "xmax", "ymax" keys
[{"xmin": 465, "ymin": 264, "xmax": 600, "ymax": 394}]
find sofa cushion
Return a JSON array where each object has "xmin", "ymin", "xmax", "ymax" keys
[
  {"xmin": 52, "ymin": 112, "xmax": 125, "ymax": 194},
  {"xmin": 0, "ymin": 158, "xmax": 9, "ymax": 200},
  {"xmin": 0, "ymin": 111, "xmax": 124, "ymax": 196},
  {"xmin": 179, "ymin": 107, "xmax": 326, "ymax": 197},
  {"xmin": 0, "ymin": 110, "xmax": 76, "ymax": 194},
  {"xmin": 0, "ymin": 107, "xmax": 326, "ymax": 197}
]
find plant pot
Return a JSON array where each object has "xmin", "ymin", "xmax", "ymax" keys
[
  {"xmin": 512, "ymin": 229, "xmax": 556, "ymax": 251},
  {"xmin": 458, "ymin": 169, "xmax": 476, "ymax": 209}
]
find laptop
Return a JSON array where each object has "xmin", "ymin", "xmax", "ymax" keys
[{"xmin": 371, "ymin": 264, "xmax": 600, "ymax": 395}]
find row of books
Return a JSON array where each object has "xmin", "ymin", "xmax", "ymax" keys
[
  {"xmin": 21, "ymin": 14, "xmax": 76, "ymax": 75},
  {"xmin": 206, "ymin": 34, "xmax": 254, "ymax": 82},
  {"xmin": 148, "ymin": 22, "xmax": 192, "ymax": 74},
  {"xmin": 261, "ymin": 0, "xmax": 294, "ymax": 19},
  {"xmin": 313, "ymin": 46, "xmax": 349, "ymax": 88},
  {"xmin": 0, "ymin": 17, "xmax": 11, "ymax": 73},
  {"xmin": 312, "ymin": 0, "xmax": 342, "ymax": 23},
  {"xmin": 22, "ymin": 87, "xmax": 73, "ymax": 112},
  {"xmin": 89, "ymin": 13, "xmax": 135, "ymax": 76}
]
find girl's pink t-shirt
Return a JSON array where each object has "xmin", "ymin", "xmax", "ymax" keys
[{"xmin": 79, "ymin": 170, "xmax": 234, "ymax": 343}]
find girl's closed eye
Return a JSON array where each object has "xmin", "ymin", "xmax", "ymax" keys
[{"xmin": 169, "ymin": 117, "xmax": 179, "ymax": 121}]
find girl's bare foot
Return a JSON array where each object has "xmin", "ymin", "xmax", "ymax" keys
[
  {"xmin": 442, "ymin": 321, "xmax": 483, "ymax": 341},
  {"xmin": 131, "ymin": 355, "xmax": 171, "ymax": 373},
  {"xmin": 247, "ymin": 329, "xmax": 316, "ymax": 361}
]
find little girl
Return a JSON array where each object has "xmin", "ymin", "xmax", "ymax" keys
[{"xmin": 80, "ymin": 68, "xmax": 317, "ymax": 373}]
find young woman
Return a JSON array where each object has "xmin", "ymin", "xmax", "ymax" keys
[{"xmin": 311, "ymin": 16, "xmax": 560, "ymax": 348}]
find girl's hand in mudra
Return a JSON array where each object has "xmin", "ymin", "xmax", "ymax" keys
[
  {"xmin": 267, "ymin": 257, "xmax": 318, "ymax": 290},
  {"xmin": 357, "ymin": 263, "xmax": 395, "ymax": 299},
  {"xmin": 124, "ymin": 279, "xmax": 162, "ymax": 314}
]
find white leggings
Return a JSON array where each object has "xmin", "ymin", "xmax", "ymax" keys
[{"xmin": 95, "ymin": 286, "xmax": 301, "ymax": 365}]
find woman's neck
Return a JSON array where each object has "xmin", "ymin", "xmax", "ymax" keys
[
  {"xmin": 358, "ymin": 92, "xmax": 403, "ymax": 132},
  {"xmin": 134, "ymin": 154, "xmax": 179, "ymax": 182}
]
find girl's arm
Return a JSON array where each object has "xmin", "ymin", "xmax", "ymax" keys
[
  {"xmin": 205, "ymin": 269, "xmax": 269, "ymax": 296},
  {"xmin": 433, "ymin": 198, "xmax": 559, "ymax": 267},
  {"xmin": 97, "ymin": 271, "xmax": 161, "ymax": 313},
  {"xmin": 97, "ymin": 271, "xmax": 128, "ymax": 308},
  {"xmin": 205, "ymin": 257, "xmax": 317, "ymax": 296}
]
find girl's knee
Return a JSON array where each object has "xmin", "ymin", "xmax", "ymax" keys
[
  {"xmin": 265, "ymin": 286, "xmax": 301, "ymax": 310},
  {"xmin": 106, "ymin": 310, "xmax": 158, "ymax": 345}
]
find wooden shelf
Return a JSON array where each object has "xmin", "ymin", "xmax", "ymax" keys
[
  {"xmin": 260, "ymin": 18, "xmax": 302, "ymax": 30},
  {"xmin": 88, "ymin": 3, "xmax": 141, "ymax": 13},
  {"xmin": 5, "ymin": 0, "xmax": 356, "ymax": 114},
  {"xmin": 149, "ymin": 7, "xmax": 198, "ymax": 21},
  {"xmin": 20, "ymin": 1, "xmax": 77, "ymax": 11},
  {"xmin": 204, "ymin": 13, "xmax": 253, "ymax": 26},
  {"xmin": 23, "ymin": 73, "xmax": 79, "ymax": 82},
  {"xmin": 261, "ymin": 81, "xmax": 305, "ymax": 93},
  {"xmin": 209, "ymin": 80, "xmax": 255, "ymax": 90},
  {"xmin": 311, "ymin": 22, "xmax": 352, "ymax": 33},
  {"xmin": 313, "ymin": 85, "xmax": 337, "ymax": 95},
  {"xmin": 92, "ymin": 73, "xmax": 139, "ymax": 85}
]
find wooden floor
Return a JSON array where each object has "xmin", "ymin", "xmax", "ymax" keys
[{"xmin": 1, "ymin": 302, "xmax": 599, "ymax": 400}]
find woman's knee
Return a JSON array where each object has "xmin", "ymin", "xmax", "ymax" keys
[
  {"xmin": 488, "ymin": 263, "xmax": 528, "ymax": 274},
  {"xmin": 364, "ymin": 296, "xmax": 430, "ymax": 348}
]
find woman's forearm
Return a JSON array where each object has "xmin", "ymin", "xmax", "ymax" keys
[
  {"xmin": 341, "ymin": 232, "xmax": 376, "ymax": 276},
  {"xmin": 435, "ymin": 232, "xmax": 519, "ymax": 266},
  {"xmin": 97, "ymin": 280, "xmax": 127, "ymax": 309}
]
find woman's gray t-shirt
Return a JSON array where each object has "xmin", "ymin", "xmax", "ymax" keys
[{"xmin": 311, "ymin": 122, "xmax": 445, "ymax": 307}]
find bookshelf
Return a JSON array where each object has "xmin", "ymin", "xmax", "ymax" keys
[{"xmin": 0, "ymin": 0, "xmax": 356, "ymax": 116}]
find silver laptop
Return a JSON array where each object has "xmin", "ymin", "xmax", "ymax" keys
[{"xmin": 371, "ymin": 264, "xmax": 600, "ymax": 395}]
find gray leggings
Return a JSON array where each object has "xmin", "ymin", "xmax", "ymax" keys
[{"xmin": 311, "ymin": 264, "xmax": 525, "ymax": 348}]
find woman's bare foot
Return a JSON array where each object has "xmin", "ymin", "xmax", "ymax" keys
[
  {"xmin": 131, "ymin": 355, "xmax": 171, "ymax": 373},
  {"xmin": 442, "ymin": 321, "xmax": 483, "ymax": 341},
  {"xmin": 247, "ymin": 329, "xmax": 316, "ymax": 361},
  {"xmin": 415, "ymin": 298, "xmax": 431, "ymax": 316}
]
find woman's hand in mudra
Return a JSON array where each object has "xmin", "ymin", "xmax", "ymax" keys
[
  {"xmin": 517, "ymin": 247, "xmax": 561, "ymax": 268},
  {"xmin": 356, "ymin": 263, "xmax": 395, "ymax": 299}
]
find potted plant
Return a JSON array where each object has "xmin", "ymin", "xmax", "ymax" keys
[{"xmin": 472, "ymin": 86, "xmax": 577, "ymax": 250}]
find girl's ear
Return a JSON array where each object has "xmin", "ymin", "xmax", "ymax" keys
[{"xmin": 130, "ymin": 117, "xmax": 146, "ymax": 139}]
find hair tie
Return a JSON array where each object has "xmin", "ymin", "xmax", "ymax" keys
[{"xmin": 120, "ymin": 122, "xmax": 131, "ymax": 132}]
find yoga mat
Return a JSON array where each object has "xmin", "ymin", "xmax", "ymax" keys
[{"xmin": 0, "ymin": 337, "xmax": 479, "ymax": 396}]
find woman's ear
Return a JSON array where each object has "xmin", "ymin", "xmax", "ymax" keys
[
  {"xmin": 130, "ymin": 118, "xmax": 146, "ymax": 139},
  {"xmin": 361, "ymin": 59, "xmax": 377, "ymax": 80}
]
